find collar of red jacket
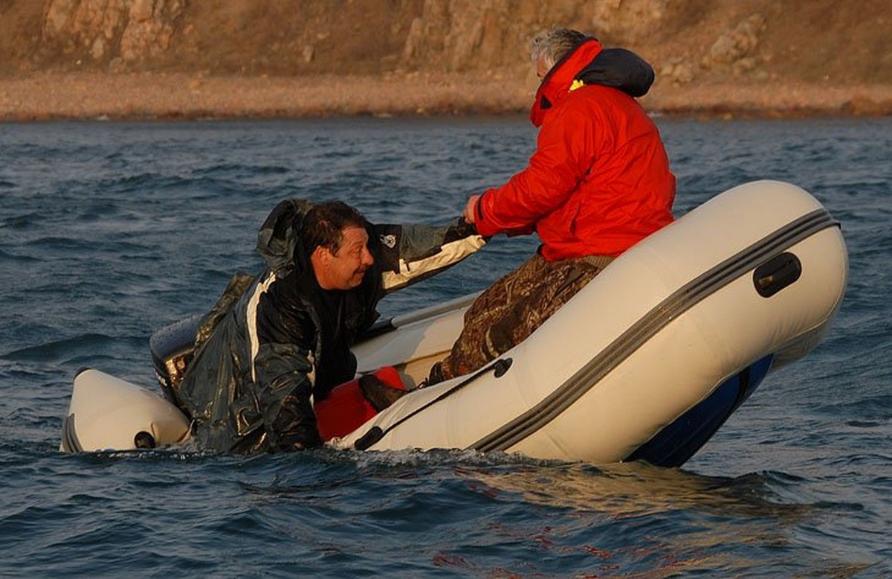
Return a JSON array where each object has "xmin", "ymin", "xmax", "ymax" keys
[{"xmin": 529, "ymin": 38, "xmax": 603, "ymax": 127}]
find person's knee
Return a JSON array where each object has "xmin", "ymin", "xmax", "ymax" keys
[{"xmin": 486, "ymin": 317, "xmax": 520, "ymax": 358}]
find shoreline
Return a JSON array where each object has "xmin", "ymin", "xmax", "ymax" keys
[{"xmin": 2, "ymin": 72, "xmax": 891, "ymax": 121}]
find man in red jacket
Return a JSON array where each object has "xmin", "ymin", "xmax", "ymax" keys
[{"xmin": 427, "ymin": 28, "xmax": 676, "ymax": 384}]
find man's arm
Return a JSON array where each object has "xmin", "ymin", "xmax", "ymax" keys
[
  {"xmin": 248, "ymin": 272, "xmax": 323, "ymax": 451},
  {"xmin": 371, "ymin": 218, "xmax": 485, "ymax": 292},
  {"xmin": 252, "ymin": 340, "xmax": 322, "ymax": 451},
  {"xmin": 474, "ymin": 105, "xmax": 594, "ymax": 237}
]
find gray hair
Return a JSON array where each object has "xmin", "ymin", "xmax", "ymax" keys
[{"xmin": 529, "ymin": 28, "xmax": 589, "ymax": 70}]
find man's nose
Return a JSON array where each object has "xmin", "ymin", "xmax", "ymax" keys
[{"xmin": 361, "ymin": 246, "xmax": 374, "ymax": 266}]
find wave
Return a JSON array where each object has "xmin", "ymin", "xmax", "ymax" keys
[
  {"xmin": 817, "ymin": 394, "xmax": 892, "ymax": 420},
  {"xmin": 1, "ymin": 333, "xmax": 146, "ymax": 363},
  {"xmin": 0, "ymin": 211, "xmax": 41, "ymax": 229},
  {"xmin": 20, "ymin": 236, "xmax": 152, "ymax": 255},
  {"xmin": 822, "ymin": 451, "xmax": 892, "ymax": 468},
  {"xmin": 190, "ymin": 163, "xmax": 291, "ymax": 177},
  {"xmin": 0, "ymin": 249, "xmax": 39, "ymax": 263},
  {"xmin": 86, "ymin": 172, "xmax": 244, "ymax": 197},
  {"xmin": 21, "ymin": 237, "xmax": 94, "ymax": 251}
]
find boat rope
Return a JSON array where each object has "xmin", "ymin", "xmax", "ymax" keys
[{"xmin": 353, "ymin": 357, "xmax": 512, "ymax": 450}]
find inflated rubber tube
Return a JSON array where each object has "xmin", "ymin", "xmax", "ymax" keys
[
  {"xmin": 61, "ymin": 368, "xmax": 190, "ymax": 453},
  {"xmin": 338, "ymin": 180, "xmax": 848, "ymax": 464}
]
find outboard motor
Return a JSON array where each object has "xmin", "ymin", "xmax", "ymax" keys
[{"xmin": 149, "ymin": 314, "xmax": 202, "ymax": 404}]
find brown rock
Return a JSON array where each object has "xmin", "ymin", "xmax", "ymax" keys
[{"xmin": 704, "ymin": 14, "xmax": 767, "ymax": 69}]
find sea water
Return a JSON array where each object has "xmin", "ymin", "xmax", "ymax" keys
[{"xmin": 0, "ymin": 117, "xmax": 890, "ymax": 576}]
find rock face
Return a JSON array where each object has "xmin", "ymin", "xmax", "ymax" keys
[
  {"xmin": 397, "ymin": 0, "xmax": 670, "ymax": 73},
  {"xmin": 702, "ymin": 14, "xmax": 767, "ymax": 75},
  {"xmin": 1, "ymin": 0, "xmax": 890, "ymax": 88},
  {"xmin": 41, "ymin": 0, "xmax": 184, "ymax": 67}
]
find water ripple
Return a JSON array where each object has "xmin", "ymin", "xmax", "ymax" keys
[
  {"xmin": 0, "ymin": 117, "xmax": 890, "ymax": 576},
  {"xmin": 2, "ymin": 334, "xmax": 146, "ymax": 363}
]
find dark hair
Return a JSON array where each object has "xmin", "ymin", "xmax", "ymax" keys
[{"xmin": 300, "ymin": 201, "xmax": 368, "ymax": 256}]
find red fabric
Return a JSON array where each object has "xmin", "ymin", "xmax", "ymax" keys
[
  {"xmin": 314, "ymin": 366, "xmax": 405, "ymax": 442},
  {"xmin": 476, "ymin": 40, "xmax": 676, "ymax": 261},
  {"xmin": 529, "ymin": 39, "xmax": 603, "ymax": 128}
]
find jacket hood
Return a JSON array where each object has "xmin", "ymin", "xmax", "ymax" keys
[
  {"xmin": 530, "ymin": 38, "xmax": 603, "ymax": 127},
  {"xmin": 256, "ymin": 198, "xmax": 315, "ymax": 274},
  {"xmin": 576, "ymin": 47, "xmax": 654, "ymax": 98},
  {"xmin": 530, "ymin": 40, "xmax": 655, "ymax": 127}
]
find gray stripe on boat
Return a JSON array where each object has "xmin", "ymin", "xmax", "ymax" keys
[
  {"xmin": 471, "ymin": 209, "xmax": 838, "ymax": 453},
  {"xmin": 61, "ymin": 413, "xmax": 83, "ymax": 453}
]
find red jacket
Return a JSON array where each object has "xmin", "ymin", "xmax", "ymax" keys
[{"xmin": 475, "ymin": 40, "xmax": 676, "ymax": 261}]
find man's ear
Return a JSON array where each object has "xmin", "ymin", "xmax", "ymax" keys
[
  {"xmin": 309, "ymin": 245, "xmax": 334, "ymax": 288},
  {"xmin": 311, "ymin": 245, "xmax": 333, "ymax": 265}
]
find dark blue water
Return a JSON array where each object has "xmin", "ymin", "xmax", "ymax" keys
[{"xmin": 1, "ymin": 117, "xmax": 890, "ymax": 576}]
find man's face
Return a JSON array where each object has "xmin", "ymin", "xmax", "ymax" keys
[
  {"xmin": 536, "ymin": 58, "xmax": 550, "ymax": 80},
  {"xmin": 314, "ymin": 226, "xmax": 374, "ymax": 290}
]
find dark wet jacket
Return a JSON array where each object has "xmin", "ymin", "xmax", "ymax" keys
[{"xmin": 174, "ymin": 199, "xmax": 484, "ymax": 453}]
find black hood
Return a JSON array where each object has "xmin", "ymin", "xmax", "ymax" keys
[
  {"xmin": 577, "ymin": 47, "xmax": 655, "ymax": 98},
  {"xmin": 256, "ymin": 198, "xmax": 315, "ymax": 275}
]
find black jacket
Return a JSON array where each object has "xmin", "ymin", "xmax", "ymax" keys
[{"xmin": 175, "ymin": 199, "xmax": 484, "ymax": 453}]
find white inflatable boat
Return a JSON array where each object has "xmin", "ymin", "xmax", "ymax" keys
[{"xmin": 61, "ymin": 181, "xmax": 848, "ymax": 467}]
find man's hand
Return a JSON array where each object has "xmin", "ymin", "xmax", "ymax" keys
[{"xmin": 463, "ymin": 194, "xmax": 481, "ymax": 224}]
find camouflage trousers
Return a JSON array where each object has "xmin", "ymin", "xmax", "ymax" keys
[{"xmin": 427, "ymin": 252, "xmax": 614, "ymax": 384}]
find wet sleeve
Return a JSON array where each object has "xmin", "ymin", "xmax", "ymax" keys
[{"xmin": 371, "ymin": 218, "xmax": 486, "ymax": 292}]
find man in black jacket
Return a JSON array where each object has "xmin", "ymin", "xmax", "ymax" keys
[{"xmin": 173, "ymin": 199, "xmax": 484, "ymax": 453}]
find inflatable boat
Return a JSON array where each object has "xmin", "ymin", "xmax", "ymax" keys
[{"xmin": 60, "ymin": 181, "xmax": 848, "ymax": 467}]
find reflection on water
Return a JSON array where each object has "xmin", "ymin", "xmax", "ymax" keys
[
  {"xmin": 226, "ymin": 448, "xmax": 862, "ymax": 575},
  {"xmin": 453, "ymin": 460, "xmax": 810, "ymax": 573},
  {"xmin": 464, "ymin": 461, "xmax": 801, "ymax": 515}
]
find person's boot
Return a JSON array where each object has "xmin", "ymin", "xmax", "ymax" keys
[{"xmin": 358, "ymin": 373, "xmax": 407, "ymax": 411}]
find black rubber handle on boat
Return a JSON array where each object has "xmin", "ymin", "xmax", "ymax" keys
[
  {"xmin": 354, "ymin": 426, "xmax": 385, "ymax": 450},
  {"xmin": 353, "ymin": 357, "xmax": 512, "ymax": 451}
]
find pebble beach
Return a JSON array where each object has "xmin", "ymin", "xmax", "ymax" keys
[{"xmin": 3, "ymin": 72, "xmax": 891, "ymax": 121}]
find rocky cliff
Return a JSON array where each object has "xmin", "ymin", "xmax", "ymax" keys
[{"xmin": 1, "ymin": 0, "xmax": 890, "ymax": 119}]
